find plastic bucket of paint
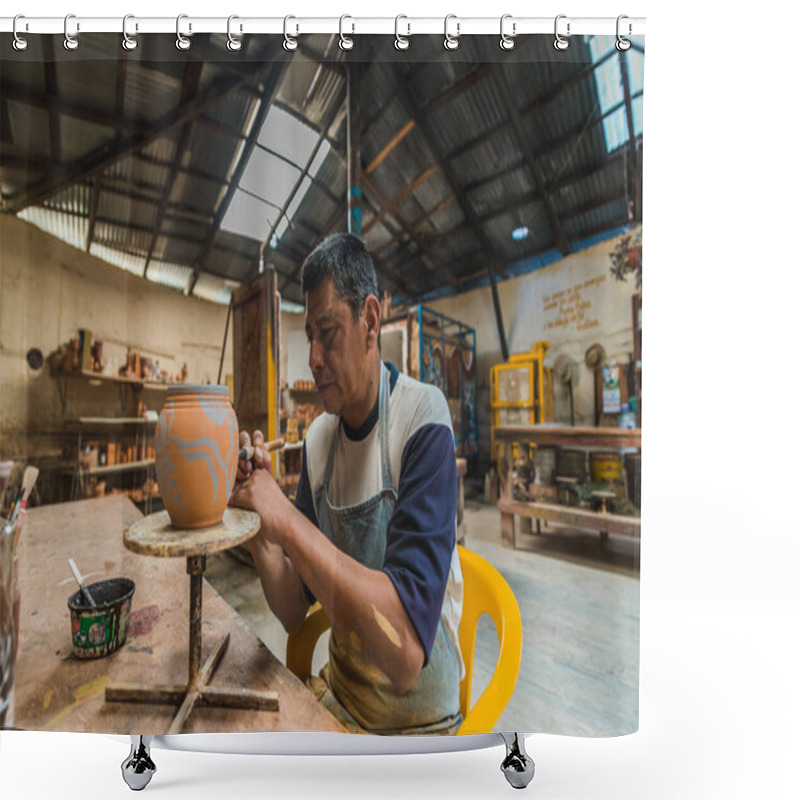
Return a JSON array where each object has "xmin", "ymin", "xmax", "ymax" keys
[{"xmin": 68, "ymin": 577, "xmax": 135, "ymax": 659}]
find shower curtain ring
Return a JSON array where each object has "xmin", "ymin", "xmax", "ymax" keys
[
  {"xmin": 444, "ymin": 14, "xmax": 460, "ymax": 50},
  {"xmin": 122, "ymin": 15, "xmax": 138, "ymax": 51},
  {"xmin": 283, "ymin": 15, "xmax": 298, "ymax": 51},
  {"xmin": 12, "ymin": 15, "xmax": 28, "ymax": 51},
  {"xmin": 500, "ymin": 14, "xmax": 516, "ymax": 50},
  {"xmin": 176, "ymin": 14, "xmax": 191, "ymax": 50},
  {"xmin": 554, "ymin": 14, "xmax": 570, "ymax": 51},
  {"xmin": 394, "ymin": 15, "xmax": 410, "ymax": 50},
  {"xmin": 339, "ymin": 15, "xmax": 354, "ymax": 50},
  {"xmin": 64, "ymin": 13, "xmax": 79, "ymax": 50},
  {"xmin": 616, "ymin": 15, "xmax": 632, "ymax": 51},
  {"xmin": 227, "ymin": 15, "xmax": 243, "ymax": 51}
]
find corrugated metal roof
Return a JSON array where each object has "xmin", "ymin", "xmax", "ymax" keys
[
  {"xmin": 89, "ymin": 242, "xmax": 146, "ymax": 277},
  {"xmin": 18, "ymin": 205, "xmax": 88, "ymax": 251},
  {"xmin": 3, "ymin": 34, "xmax": 644, "ymax": 303},
  {"xmin": 147, "ymin": 260, "xmax": 193, "ymax": 293},
  {"xmin": 192, "ymin": 272, "xmax": 239, "ymax": 305}
]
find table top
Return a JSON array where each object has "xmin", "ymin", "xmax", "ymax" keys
[
  {"xmin": 124, "ymin": 508, "xmax": 261, "ymax": 558},
  {"xmin": 13, "ymin": 495, "xmax": 344, "ymax": 734},
  {"xmin": 493, "ymin": 424, "xmax": 641, "ymax": 449}
]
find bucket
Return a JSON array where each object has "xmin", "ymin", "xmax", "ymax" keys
[
  {"xmin": 533, "ymin": 446, "xmax": 557, "ymax": 485},
  {"xmin": 68, "ymin": 577, "xmax": 135, "ymax": 659},
  {"xmin": 556, "ymin": 448, "xmax": 587, "ymax": 481},
  {"xmin": 589, "ymin": 451, "xmax": 623, "ymax": 483}
]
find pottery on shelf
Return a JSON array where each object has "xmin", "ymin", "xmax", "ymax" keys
[{"xmin": 155, "ymin": 385, "xmax": 238, "ymax": 529}]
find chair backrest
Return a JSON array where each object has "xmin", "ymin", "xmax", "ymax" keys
[{"xmin": 456, "ymin": 544, "xmax": 523, "ymax": 735}]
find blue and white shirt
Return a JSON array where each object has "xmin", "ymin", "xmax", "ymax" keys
[{"xmin": 295, "ymin": 362, "xmax": 464, "ymax": 674}]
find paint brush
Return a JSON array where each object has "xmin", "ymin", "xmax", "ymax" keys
[
  {"xmin": 68, "ymin": 557, "xmax": 97, "ymax": 608},
  {"xmin": 239, "ymin": 438, "xmax": 285, "ymax": 462},
  {"xmin": 12, "ymin": 466, "xmax": 39, "ymax": 553}
]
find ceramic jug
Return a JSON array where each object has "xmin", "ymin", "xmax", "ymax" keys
[{"xmin": 155, "ymin": 385, "xmax": 238, "ymax": 529}]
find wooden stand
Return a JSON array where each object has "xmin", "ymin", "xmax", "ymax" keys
[{"xmin": 106, "ymin": 508, "xmax": 278, "ymax": 734}]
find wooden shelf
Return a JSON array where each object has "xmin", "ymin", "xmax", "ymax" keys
[
  {"xmin": 75, "ymin": 459, "xmax": 155, "ymax": 477},
  {"xmin": 68, "ymin": 417, "xmax": 157, "ymax": 426},
  {"xmin": 52, "ymin": 369, "xmax": 181, "ymax": 391}
]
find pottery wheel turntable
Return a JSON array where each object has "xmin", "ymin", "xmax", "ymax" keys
[{"xmin": 106, "ymin": 508, "xmax": 277, "ymax": 734}]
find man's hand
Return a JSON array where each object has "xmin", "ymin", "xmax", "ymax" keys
[{"xmin": 236, "ymin": 429, "xmax": 272, "ymax": 483}]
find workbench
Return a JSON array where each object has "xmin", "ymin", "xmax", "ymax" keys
[
  {"xmin": 493, "ymin": 425, "xmax": 641, "ymax": 548},
  {"xmin": 13, "ymin": 495, "xmax": 344, "ymax": 734}
]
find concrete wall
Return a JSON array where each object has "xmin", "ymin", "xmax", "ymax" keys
[
  {"xmin": 426, "ymin": 232, "xmax": 640, "ymax": 471},
  {"xmin": 0, "ymin": 215, "xmax": 233, "ymax": 459}
]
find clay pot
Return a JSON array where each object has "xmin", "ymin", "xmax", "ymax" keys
[{"xmin": 155, "ymin": 385, "xmax": 238, "ymax": 529}]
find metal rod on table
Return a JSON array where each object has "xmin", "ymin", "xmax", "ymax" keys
[{"xmin": 187, "ymin": 555, "xmax": 205, "ymax": 683}]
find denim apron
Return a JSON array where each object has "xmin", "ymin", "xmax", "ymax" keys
[{"xmin": 312, "ymin": 364, "xmax": 462, "ymax": 734}]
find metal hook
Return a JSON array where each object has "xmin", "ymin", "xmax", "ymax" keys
[
  {"xmin": 500, "ymin": 14, "xmax": 515, "ymax": 50},
  {"xmin": 394, "ymin": 15, "xmax": 410, "ymax": 50},
  {"xmin": 227, "ymin": 15, "xmax": 243, "ymax": 51},
  {"xmin": 12, "ymin": 14, "xmax": 28, "ymax": 51},
  {"xmin": 63, "ymin": 13, "xmax": 79, "ymax": 51},
  {"xmin": 444, "ymin": 14, "xmax": 460, "ymax": 51},
  {"xmin": 283, "ymin": 15, "xmax": 298, "ymax": 51},
  {"xmin": 176, "ymin": 14, "xmax": 191, "ymax": 51},
  {"xmin": 122, "ymin": 15, "xmax": 137, "ymax": 51},
  {"xmin": 616, "ymin": 15, "xmax": 632, "ymax": 51},
  {"xmin": 554, "ymin": 14, "xmax": 570, "ymax": 51},
  {"xmin": 339, "ymin": 15, "xmax": 354, "ymax": 51}
]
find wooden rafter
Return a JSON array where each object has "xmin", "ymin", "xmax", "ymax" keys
[
  {"xmin": 143, "ymin": 60, "xmax": 204, "ymax": 278},
  {"xmin": 188, "ymin": 55, "xmax": 291, "ymax": 295},
  {"xmin": 1, "ymin": 62, "xmax": 268, "ymax": 215}
]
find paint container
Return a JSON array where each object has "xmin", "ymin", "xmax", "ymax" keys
[
  {"xmin": 68, "ymin": 577, "xmax": 135, "ymax": 659},
  {"xmin": 589, "ymin": 452, "xmax": 623, "ymax": 483}
]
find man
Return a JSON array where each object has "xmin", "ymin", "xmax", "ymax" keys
[{"xmin": 231, "ymin": 233, "xmax": 464, "ymax": 735}]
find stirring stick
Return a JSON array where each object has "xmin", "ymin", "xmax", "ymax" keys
[{"xmin": 68, "ymin": 557, "xmax": 97, "ymax": 608}]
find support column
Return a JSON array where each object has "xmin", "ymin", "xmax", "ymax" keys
[
  {"xmin": 347, "ymin": 63, "xmax": 362, "ymax": 236},
  {"xmin": 488, "ymin": 262, "xmax": 509, "ymax": 361}
]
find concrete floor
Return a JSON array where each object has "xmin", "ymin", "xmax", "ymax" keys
[{"xmin": 204, "ymin": 499, "xmax": 639, "ymax": 736}]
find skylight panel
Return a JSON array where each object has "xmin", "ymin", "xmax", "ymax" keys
[
  {"xmin": 588, "ymin": 35, "xmax": 615, "ymax": 62},
  {"xmin": 308, "ymin": 140, "xmax": 331, "ymax": 178},
  {"xmin": 594, "ymin": 57, "xmax": 624, "ymax": 115},
  {"xmin": 257, "ymin": 105, "xmax": 318, "ymax": 168},
  {"xmin": 603, "ymin": 106, "xmax": 629, "ymax": 152},
  {"xmin": 238, "ymin": 147, "xmax": 302, "ymax": 208},
  {"xmin": 221, "ymin": 189, "xmax": 279, "ymax": 241},
  {"xmin": 632, "ymin": 96, "xmax": 643, "ymax": 138}
]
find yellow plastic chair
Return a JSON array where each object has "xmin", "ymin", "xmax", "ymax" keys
[{"xmin": 286, "ymin": 544, "xmax": 523, "ymax": 735}]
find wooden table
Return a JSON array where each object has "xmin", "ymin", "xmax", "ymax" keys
[
  {"xmin": 494, "ymin": 425, "xmax": 641, "ymax": 548},
  {"xmin": 13, "ymin": 495, "xmax": 344, "ymax": 734}
]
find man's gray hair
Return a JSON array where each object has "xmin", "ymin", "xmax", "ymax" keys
[{"xmin": 300, "ymin": 233, "xmax": 379, "ymax": 319}]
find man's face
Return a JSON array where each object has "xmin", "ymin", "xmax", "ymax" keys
[{"xmin": 305, "ymin": 278, "xmax": 372, "ymax": 423}]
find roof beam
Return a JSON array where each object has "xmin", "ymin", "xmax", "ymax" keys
[
  {"xmin": 361, "ymin": 172, "xmax": 461, "ymax": 290},
  {"xmin": 618, "ymin": 51, "xmax": 642, "ymax": 223},
  {"xmin": 1, "ymin": 59, "xmax": 271, "ymax": 215},
  {"xmin": 143, "ymin": 60, "xmax": 205, "ymax": 278},
  {"xmin": 484, "ymin": 56, "xmax": 570, "ymax": 256},
  {"xmin": 189, "ymin": 55, "xmax": 291, "ymax": 295},
  {"xmin": 361, "ymin": 164, "xmax": 438, "ymax": 237},
  {"xmin": 384, "ymin": 61, "xmax": 507, "ymax": 282}
]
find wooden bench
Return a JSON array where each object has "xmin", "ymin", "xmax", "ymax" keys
[{"xmin": 497, "ymin": 497, "xmax": 640, "ymax": 549}]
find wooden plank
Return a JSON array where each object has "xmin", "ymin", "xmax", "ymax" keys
[
  {"xmin": 497, "ymin": 498, "xmax": 641, "ymax": 539},
  {"xmin": 493, "ymin": 425, "xmax": 641, "ymax": 450},
  {"xmin": 14, "ymin": 496, "xmax": 344, "ymax": 734}
]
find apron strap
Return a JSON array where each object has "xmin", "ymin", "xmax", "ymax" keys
[
  {"xmin": 378, "ymin": 362, "xmax": 396, "ymax": 499},
  {"xmin": 322, "ymin": 363, "xmax": 396, "ymax": 499}
]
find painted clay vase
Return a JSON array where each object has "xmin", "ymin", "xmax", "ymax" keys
[{"xmin": 155, "ymin": 385, "xmax": 238, "ymax": 529}]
